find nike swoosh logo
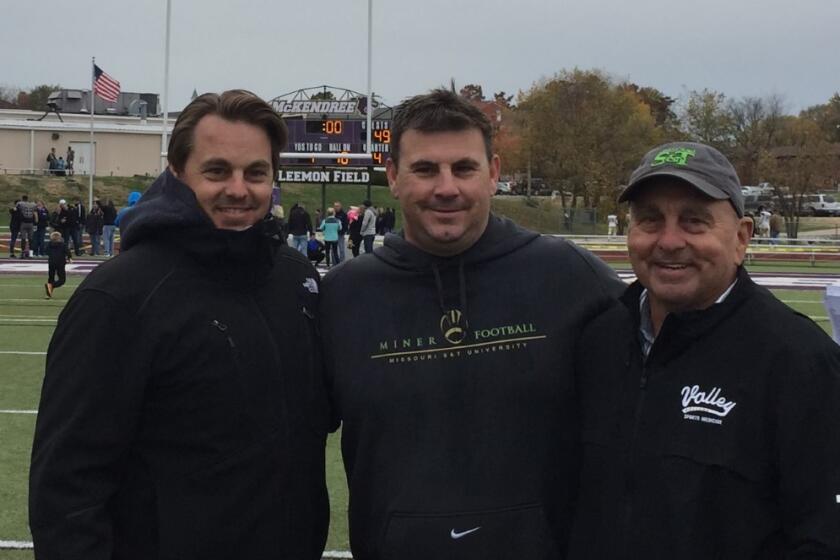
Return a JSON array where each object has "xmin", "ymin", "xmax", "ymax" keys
[{"xmin": 450, "ymin": 526, "xmax": 481, "ymax": 539}]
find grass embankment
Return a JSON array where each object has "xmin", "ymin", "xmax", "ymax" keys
[
  {"xmin": 0, "ymin": 174, "xmax": 603, "ymax": 234},
  {"xmin": 5, "ymin": 175, "xmax": 840, "ymax": 238}
]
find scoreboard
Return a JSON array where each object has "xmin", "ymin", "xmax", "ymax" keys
[{"xmin": 282, "ymin": 118, "xmax": 392, "ymax": 166}]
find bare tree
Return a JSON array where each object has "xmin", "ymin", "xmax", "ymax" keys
[
  {"xmin": 758, "ymin": 118, "xmax": 837, "ymax": 238},
  {"xmin": 0, "ymin": 85, "xmax": 22, "ymax": 106},
  {"xmin": 728, "ymin": 95, "xmax": 787, "ymax": 184}
]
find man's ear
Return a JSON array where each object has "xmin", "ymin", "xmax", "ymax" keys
[
  {"xmin": 488, "ymin": 154, "xmax": 501, "ymax": 194},
  {"xmin": 385, "ymin": 158, "xmax": 399, "ymax": 199},
  {"xmin": 735, "ymin": 215, "xmax": 753, "ymax": 265},
  {"xmin": 169, "ymin": 165, "xmax": 179, "ymax": 178}
]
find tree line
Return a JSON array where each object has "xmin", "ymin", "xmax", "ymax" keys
[
  {"xmin": 459, "ymin": 69, "xmax": 840, "ymax": 237},
  {"xmin": 5, "ymin": 75, "xmax": 840, "ymax": 237}
]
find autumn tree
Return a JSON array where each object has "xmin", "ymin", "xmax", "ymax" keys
[
  {"xmin": 624, "ymin": 83, "xmax": 679, "ymax": 132},
  {"xmin": 681, "ymin": 89, "xmax": 734, "ymax": 153},
  {"xmin": 493, "ymin": 91, "xmax": 514, "ymax": 110},
  {"xmin": 800, "ymin": 93, "xmax": 840, "ymax": 143},
  {"xmin": 517, "ymin": 69, "xmax": 660, "ymax": 210},
  {"xmin": 459, "ymin": 84, "xmax": 484, "ymax": 102}
]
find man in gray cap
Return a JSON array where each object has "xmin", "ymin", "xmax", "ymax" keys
[{"xmin": 567, "ymin": 142, "xmax": 840, "ymax": 558}]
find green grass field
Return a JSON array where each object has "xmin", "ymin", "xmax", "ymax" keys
[{"xmin": 0, "ymin": 269, "xmax": 836, "ymax": 558}]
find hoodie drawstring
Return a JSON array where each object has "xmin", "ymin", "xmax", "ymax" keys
[
  {"xmin": 458, "ymin": 258, "xmax": 469, "ymax": 330},
  {"xmin": 431, "ymin": 259, "xmax": 469, "ymax": 332}
]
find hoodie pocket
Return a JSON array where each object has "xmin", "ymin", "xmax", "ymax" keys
[{"xmin": 382, "ymin": 503, "xmax": 559, "ymax": 560}]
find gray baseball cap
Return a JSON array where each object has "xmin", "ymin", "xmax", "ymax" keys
[{"xmin": 619, "ymin": 142, "xmax": 744, "ymax": 217}]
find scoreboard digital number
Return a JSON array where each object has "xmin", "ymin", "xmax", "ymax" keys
[{"xmin": 283, "ymin": 119, "xmax": 391, "ymax": 166}]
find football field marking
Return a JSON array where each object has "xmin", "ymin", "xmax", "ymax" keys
[
  {"xmin": 0, "ymin": 351, "xmax": 46, "ymax": 355},
  {"xmin": 0, "ymin": 541, "xmax": 32, "ymax": 549},
  {"xmin": 0, "ymin": 410, "xmax": 37, "ymax": 415},
  {"xmin": 0, "ymin": 540, "xmax": 353, "ymax": 558}
]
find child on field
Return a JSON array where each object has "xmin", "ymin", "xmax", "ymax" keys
[{"xmin": 45, "ymin": 231, "xmax": 70, "ymax": 299}]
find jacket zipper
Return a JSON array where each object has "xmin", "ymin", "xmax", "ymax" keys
[
  {"xmin": 211, "ymin": 319, "xmax": 236, "ymax": 350},
  {"xmin": 620, "ymin": 357, "xmax": 651, "ymax": 556}
]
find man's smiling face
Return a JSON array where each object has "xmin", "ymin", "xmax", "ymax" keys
[
  {"xmin": 385, "ymin": 128, "xmax": 499, "ymax": 256},
  {"xmin": 175, "ymin": 114, "xmax": 273, "ymax": 230},
  {"xmin": 628, "ymin": 178, "xmax": 751, "ymax": 322}
]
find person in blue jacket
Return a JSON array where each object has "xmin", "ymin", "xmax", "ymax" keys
[{"xmin": 319, "ymin": 207, "xmax": 342, "ymax": 267}]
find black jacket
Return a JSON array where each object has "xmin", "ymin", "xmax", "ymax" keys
[
  {"xmin": 85, "ymin": 210, "xmax": 104, "ymax": 236},
  {"xmin": 45, "ymin": 239, "xmax": 69, "ymax": 266},
  {"xmin": 335, "ymin": 209, "xmax": 349, "ymax": 235},
  {"xmin": 30, "ymin": 170, "xmax": 330, "ymax": 560},
  {"xmin": 568, "ymin": 267, "xmax": 840, "ymax": 559},
  {"xmin": 36, "ymin": 206, "xmax": 49, "ymax": 230},
  {"xmin": 9, "ymin": 204, "xmax": 21, "ymax": 232},
  {"xmin": 287, "ymin": 206, "xmax": 313, "ymax": 236},
  {"xmin": 58, "ymin": 207, "xmax": 77, "ymax": 230},
  {"xmin": 347, "ymin": 217, "xmax": 363, "ymax": 245},
  {"xmin": 101, "ymin": 202, "xmax": 117, "ymax": 226},
  {"xmin": 320, "ymin": 216, "xmax": 624, "ymax": 560}
]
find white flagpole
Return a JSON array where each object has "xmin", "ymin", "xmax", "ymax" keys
[
  {"xmin": 161, "ymin": 0, "xmax": 171, "ymax": 174},
  {"xmin": 89, "ymin": 57, "xmax": 95, "ymax": 210},
  {"xmin": 366, "ymin": 0, "xmax": 372, "ymax": 159}
]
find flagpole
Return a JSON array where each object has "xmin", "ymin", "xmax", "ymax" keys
[
  {"xmin": 89, "ymin": 57, "xmax": 95, "ymax": 210},
  {"xmin": 161, "ymin": 0, "xmax": 171, "ymax": 174}
]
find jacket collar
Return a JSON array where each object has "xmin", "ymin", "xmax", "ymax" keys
[{"xmin": 621, "ymin": 266, "xmax": 756, "ymax": 363}]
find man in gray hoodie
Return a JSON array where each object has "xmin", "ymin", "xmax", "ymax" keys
[{"xmin": 360, "ymin": 199, "xmax": 377, "ymax": 253}]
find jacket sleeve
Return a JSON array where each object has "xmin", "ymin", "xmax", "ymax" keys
[
  {"xmin": 29, "ymin": 289, "xmax": 148, "ymax": 560},
  {"xmin": 777, "ymin": 339, "xmax": 840, "ymax": 556}
]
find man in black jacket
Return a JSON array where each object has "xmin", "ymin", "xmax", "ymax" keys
[
  {"xmin": 287, "ymin": 203, "xmax": 313, "ymax": 255},
  {"xmin": 320, "ymin": 88, "xmax": 623, "ymax": 559},
  {"xmin": 568, "ymin": 142, "xmax": 840, "ymax": 558},
  {"xmin": 30, "ymin": 90, "xmax": 330, "ymax": 560}
]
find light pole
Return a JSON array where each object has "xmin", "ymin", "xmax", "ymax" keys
[{"xmin": 161, "ymin": 0, "xmax": 172, "ymax": 174}]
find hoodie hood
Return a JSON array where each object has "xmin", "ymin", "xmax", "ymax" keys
[
  {"xmin": 119, "ymin": 169, "xmax": 282, "ymax": 262},
  {"xmin": 120, "ymin": 169, "xmax": 213, "ymax": 250},
  {"xmin": 375, "ymin": 214, "xmax": 539, "ymax": 271}
]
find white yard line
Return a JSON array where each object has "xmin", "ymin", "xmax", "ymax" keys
[
  {"xmin": 0, "ymin": 351, "xmax": 46, "ymax": 355},
  {"xmin": 0, "ymin": 410, "xmax": 37, "ymax": 415},
  {"xmin": 0, "ymin": 540, "xmax": 33, "ymax": 549},
  {"xmin": 0, "ymin": 299, "xmax": 63, "ymax": 303},
  {"xmin": 0, "ymin": 541, "xmax": 352, "ymax": 558}
]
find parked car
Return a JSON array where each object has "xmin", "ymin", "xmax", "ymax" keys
[
  {"xmin": 800, "ymin": 194, "xmax": 840, "ymax": 216},
  {"xmin": 496, "ymin": 181, "xmax": 512, "ymax": 195}
]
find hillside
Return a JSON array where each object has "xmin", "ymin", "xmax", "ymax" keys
[{"xmin": 0, "ymin": 174, "xmax": 607, "ymax": 234}]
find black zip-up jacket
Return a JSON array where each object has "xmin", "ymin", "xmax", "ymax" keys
[
  {"xmin": 102, "ymin": 203, "xmax": 117, "ymax": 226},
  {"xmin": 568, "ymin": 267, "xmax": 840, "ymax": 559},
  {"xmin": 335, "ymin": 209, "xmax": 349, "ymax": 235},
  {"xmin": 30, "ymin": 170, "xmax": 330, "ymax": 560},
  {"xmin": 287, "ymin": 206, "xmax": 313, "ymax": 236},
  {"xmin": 320, "ymin": 216, "xmax": 624, "ymax": 560}
]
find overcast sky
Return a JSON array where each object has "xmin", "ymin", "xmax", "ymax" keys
[{"xmin": 3, "ymin": 0, "xmax": 837, "ymax": 114}]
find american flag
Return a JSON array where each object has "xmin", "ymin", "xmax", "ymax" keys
[{"xmin": 93, "ymin": 64, "xmax": 120, "ymax": 103}]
